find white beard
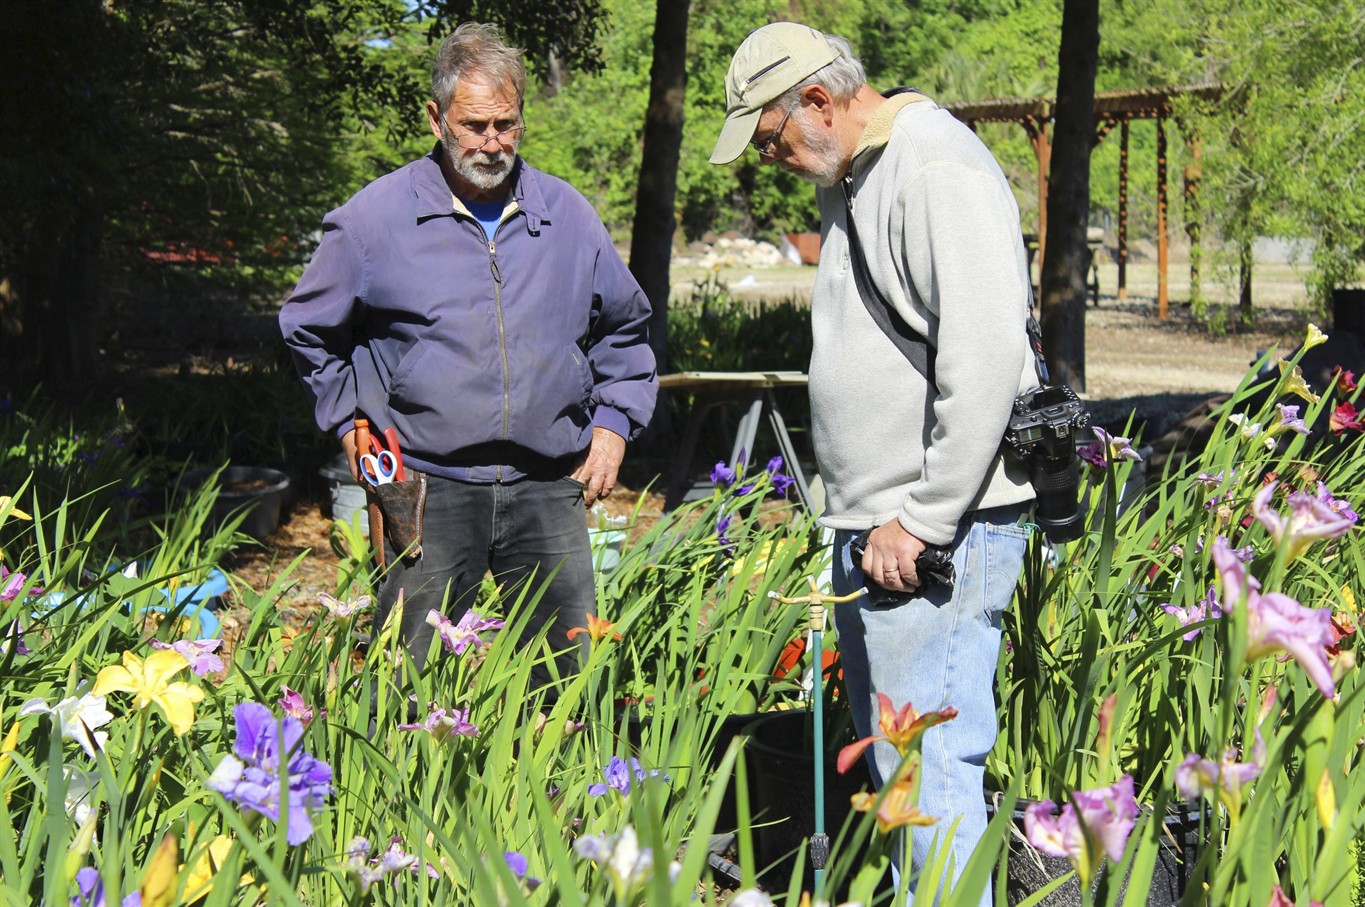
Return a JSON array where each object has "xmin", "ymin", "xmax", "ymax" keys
[
  {"xmin": 783, "ymin": 108, "xmax": 844, "ymax": 188},
  {"xmin": 441, "ymin": 129, "xmax": 517, "ymax": 191}
]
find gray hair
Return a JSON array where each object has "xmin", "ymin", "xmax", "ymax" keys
[
  {"xmin": 431, "ymin": 22, "xmax": 528, "ymax": 112},
  {"xmin": 773, "ymin": 33, "xmax": 866, "ymax": 109}
]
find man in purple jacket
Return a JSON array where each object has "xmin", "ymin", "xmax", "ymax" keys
[{"xmin": 279, "ymin": 23, "xmax": 657, "ymax": 686}]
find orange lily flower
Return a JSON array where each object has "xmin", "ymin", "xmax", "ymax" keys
[
  {"xmin": 567, "ymin": 612, "xmax": 622, "ymax": 644},
  {"xmin": 850, "ymin": 771, "xmax": 939, "ymax": 834},
  {"xmin": 837, "ymin": 693, "xmax": 957, "ymax": 775}
]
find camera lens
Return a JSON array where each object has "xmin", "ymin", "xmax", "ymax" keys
[{"xmin": 1032, "ymin": 454, "xmax": 1084, "ymax": 542}]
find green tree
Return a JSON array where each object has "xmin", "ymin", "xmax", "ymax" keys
[{"xmin": 0, "ymin": 0, "xmax": 415, "ymax": 391}]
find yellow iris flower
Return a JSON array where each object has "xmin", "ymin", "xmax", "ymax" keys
[
  {"xmin": 1277, "ymin": 359, "xmax": 1321, "ymax": 404},
  {"xmin": 93, "ymin": 650, "xmax": 204, "ymax": 736}
]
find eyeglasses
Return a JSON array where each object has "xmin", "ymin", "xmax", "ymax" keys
[
  {"xmin": 752, "ymin": 105, "xmax": 794, "ymax": 158},
  {"xmin": 442, "ymin": 116, "xmax": 526, "ymax": 149}
]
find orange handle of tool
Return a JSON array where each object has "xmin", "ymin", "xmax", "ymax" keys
[{"xmin": 354, "ymin": 418, "xmax": 371, "ymax": 476}]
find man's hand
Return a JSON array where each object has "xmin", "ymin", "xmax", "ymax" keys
[
  {"xmin": 340, "ymin": 429, "xmax": 361, "ymax": 483},
  {"xmin": 570, "ymin": 427, "xmax": 626, "ymax": 507},
  {"xmin": 859, "ymin": 520, "xmax": 928, "ymax": 593}
]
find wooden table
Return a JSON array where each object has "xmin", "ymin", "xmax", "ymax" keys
[{"xmin": 660, "ymin": 371, "xmax": 813, "ymax": 511}]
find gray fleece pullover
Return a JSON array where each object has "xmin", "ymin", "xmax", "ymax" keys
[{"xmin": 809, "ymin": 93, "xmax": 1037, "ymax": 545}]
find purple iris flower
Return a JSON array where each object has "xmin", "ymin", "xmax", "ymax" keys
[
  {"xmin": 1, "ymin": 567, "xmax": 30, "ymax": 601},
  {"xmin": 1176, "ymin": 730, "xmax": 1266, "ymax": 800},
  {"xmin": 588, "ymin": 755, "xmax": 669, "ymax": 796},
  {"xmin": 766, "ymin": 455, "xmax": 785, "ymax": 475},
  {"xmin": 398, "ymin": 704, "xmax": 479, "ymax": 741},
  {"xmin": 716, "ymin": 514, "xmax": 737, "ymax": 555},
  {"xmin": 207, "ymin": 701, "xmax": 333, "ymax": 845},
  {"xmin": 1161, "ymin": 586, "xmax": 1223, "ymax": 641},
  {"xmin": 504, "ymin": 851, "xmax": 542, "ymax": 889},
  {"xmin": 1024, "ymin": 776, "xmax": 1139, "ymax": 884},
  {"xmin": 426, "ymin": 608, "xmax": 505, "ymax": 656},
  {"xmin": 710, "ymin": 461, "xmax": 737, "ymax": 489},
  {"xmin": 71, "ymin": 867, "xmax": 141, "ymax": 907},
  {"xmin": 1275, "ymin": 403, "xmax": 1310, "ymax": 436},
  {"xmin": 1077, "ymin": 442, "xmax": 1106, "ymax": 470},
  {"xmin": 1212, "ymin": 536, "xmax": 1337, "ymax": 697},
  {"xmin": 770, "ymin": 472, "xmax": 795, "ymax": 497}
]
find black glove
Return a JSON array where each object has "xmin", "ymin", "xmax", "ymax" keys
[{"xmin": 850, "ymin": 528, "xmax": 955, "ymax": 605}]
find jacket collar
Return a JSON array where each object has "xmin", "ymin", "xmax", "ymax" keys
[
  {"xmin": 411, "ymin": 144, "xmax": 551, "ymax": 231},
  {"xmin": 852, "ymin": 91, "xmax": 935, "ymax": 163}
]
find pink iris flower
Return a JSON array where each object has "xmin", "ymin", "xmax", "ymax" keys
[
  {"xmin": 278, "ymin": 685, "xmax": 322, "ymax": 727},
  {"xmin": 149, "ymin": 638, "xmax": 223, "ymax": 676},
  {"xmin": 1212, "ymin": 537, "xmax": 1337, "ymax": 697},
  {"xmin": 1024, "ymin": 776, "xmax": 1140, "ymax": 885},
  {"xmin": 1175, "ymin": 729, "xmax": 1265, "ymax": 800},
  {"xmin": 1251, "ymin": 482, "xmax": 1355, "ymax": 561}
]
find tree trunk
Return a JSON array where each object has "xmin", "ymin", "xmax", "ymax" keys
[
  {"xmin": 1038, "ymin": 0, "xmax": 1099, "ymax": 392},
  {"xmin": 628, "ymin": 0, "xmax": 689, "ymax": 444},
  {"xmin": 5, "ymin": 197, "xmax": 105, "ymax": 395}
]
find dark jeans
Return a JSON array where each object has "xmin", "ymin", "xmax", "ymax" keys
[{"xmin": 373, "ymin": 472, "xmax": 594, "ymax": 690}]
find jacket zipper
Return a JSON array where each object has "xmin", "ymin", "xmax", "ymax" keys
[{"xmin": 489, "ymin": 238, "xmax": 509, "ymax": 482}]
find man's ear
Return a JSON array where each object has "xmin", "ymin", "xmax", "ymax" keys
[
  {"xmin": 425, "ymin": 100, "xmax": 444, "ymax": 140},
  {"xmin": 803, "ymin": 84, "xmax": 837, "ymax": 126}
]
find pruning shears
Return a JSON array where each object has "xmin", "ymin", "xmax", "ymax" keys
[{"xmin": 353, "ymin": 418, "xmax": 406, "ymax": 486}]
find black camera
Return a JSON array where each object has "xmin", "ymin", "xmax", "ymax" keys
[
  {"xmin": 850, "ymin": 528, "xmax": 955, "ymax": 605},
  {"xmin": 1003, "ymin": 385, "xmax": 1089, "ymax": 543}
]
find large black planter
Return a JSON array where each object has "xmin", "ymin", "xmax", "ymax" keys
[
  {"xmin": 741, "ymin": 709, "xmax": 873, "ymax": 889},
  {"xmin": 999, "ymin": 798, "xmax": 1206, "ymax": 907}
]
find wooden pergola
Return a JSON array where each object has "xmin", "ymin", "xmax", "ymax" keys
[{"xmin": 943, "ymin": 82, "xmax": 1222, "ymax": 317}]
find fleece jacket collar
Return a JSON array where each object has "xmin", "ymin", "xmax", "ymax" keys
[{"xmin": 852, "ymin": 91, "xmax": 935, "ymax": 164}]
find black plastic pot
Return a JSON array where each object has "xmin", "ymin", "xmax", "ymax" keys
[
  {"xmin": 184, "ymin": 466, "xmax": 291, "ymax": 540},
  {"xmin": 741, "ymin": 709, "xmax": 872, "ymax": 888}
]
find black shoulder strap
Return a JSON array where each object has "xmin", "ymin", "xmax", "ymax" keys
[
  {"xmin": 840, "ymin": 174, "xmax": 1052, "ymax": 388},
  {"xmin": 840, "ymin": 178, "xmax": 936, "ymax": 385}
]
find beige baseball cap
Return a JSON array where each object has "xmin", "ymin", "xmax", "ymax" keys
[{"xmin": 709, "ymin": 22, "xmax": 838, "ymax": 165}]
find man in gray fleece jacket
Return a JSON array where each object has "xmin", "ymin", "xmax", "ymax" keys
[{"xmin": 711, "ymin": 23, "xmax": 1037, "ymax": 901}]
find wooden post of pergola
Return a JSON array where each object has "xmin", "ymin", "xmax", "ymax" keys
[
  {"xmin": 943, "ymin": 83, "xmax": 1221, "ymax": 317},
  {"xmin": 1022, "ymin": 111, "xmax": 1052, "ymax": 275},
  {"xmin": 1118, "ymin": 121, "xmax": 1129, "ymax": 300},
  {"xmin": 1156, "ymin": 117, "xmax": 1169, "ymax": 317}
]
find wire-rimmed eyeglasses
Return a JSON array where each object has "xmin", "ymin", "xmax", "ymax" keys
[
  {"xmin": 751, "ymin": 105, "xmax": 794, "ymax": 158},
  {"xmin": 442, "ymin": 115, "xmax": 526, "ymax": 150}
]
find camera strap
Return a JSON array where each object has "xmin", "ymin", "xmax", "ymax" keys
[
  {"xmin": 840, "ymin": 178, "xmax": 935, "ymax": 385},
  {"xmin": 840, "ymin": 177, "xmax": 1052, "ymax": 389}
]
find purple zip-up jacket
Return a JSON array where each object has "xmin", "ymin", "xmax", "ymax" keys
[{"xmin": 279, "ymin": 148, "xmax": 657, "ymax": 483}]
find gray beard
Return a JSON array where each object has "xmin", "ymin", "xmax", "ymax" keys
[
  {"xmin": 785, "ymin": 109, "xmax": 844, "ymax": 188},
  {"xmin": 441, "ymin": 131, "xmax": 517, "ymax": 191}
]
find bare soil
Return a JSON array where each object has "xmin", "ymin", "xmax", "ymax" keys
[{"xmin": 230, "ymin": 256, "xmax": 1316, "ymax": 613}]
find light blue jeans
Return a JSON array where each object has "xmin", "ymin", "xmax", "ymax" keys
[{"xmin": 832, "ymin": 504, "xmax": 1030, "ymax": 905}]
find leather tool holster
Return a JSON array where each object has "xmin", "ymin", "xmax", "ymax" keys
[{"xmin": 367, "ymin": 472, "xmax": 427, "ymax": 568}]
